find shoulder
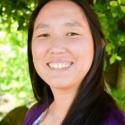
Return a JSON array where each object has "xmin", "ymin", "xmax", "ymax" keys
[
  {"xmin": 103, "ymin": 105, "xmax": 125, "ymax": 125},
  {"xmin": 23, "ymin": 101, "xmax": 49, "ymax": 125}
]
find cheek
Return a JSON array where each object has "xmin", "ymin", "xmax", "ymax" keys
[
  {"xmin": 31, "ymin": 40, "xmax": 48, "ymax": 59},
  {"xmin": 68, "ymin": 38, "xmax": 94, "ymax": 59},
  {"xmin": 69, "ymin": 38, "xmax": 94, "ymax": 72}
]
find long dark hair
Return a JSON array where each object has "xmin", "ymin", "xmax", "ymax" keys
[{"xmin": 27, "ymin": 0, "xmax": 117, "ymax": 125}]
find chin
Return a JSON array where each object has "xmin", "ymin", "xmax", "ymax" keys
[{"xmin": 48, "ymin": 81, "xmax": 79, "ymax": 90}]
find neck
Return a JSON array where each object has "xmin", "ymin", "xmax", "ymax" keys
[{"xmin": 48, "ymin": 87, "xmax": 78, "ymax": 120}]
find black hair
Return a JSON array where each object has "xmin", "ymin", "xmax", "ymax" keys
[{"xmin": 27, "ymin": 0, "xmax": 119, "ymax": 125}]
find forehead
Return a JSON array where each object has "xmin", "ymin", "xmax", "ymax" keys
[
  {"xmin": 39, "ymin": 0, "xmax": 84, "ymax": 14},
  {"xmin": 34, "ymin": 0, "xmax": 88, "ymax": 27}
]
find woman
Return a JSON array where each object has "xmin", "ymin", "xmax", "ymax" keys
[{"xmin": 23, "ymin": 0, "xmax": 125, "ymax": 125}]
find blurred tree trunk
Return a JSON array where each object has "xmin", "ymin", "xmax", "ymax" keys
[
  {"xmin": 104, "ymin": 62, "xmax": 118, "ymax": 88},
  {"xmin": 117, "ymin": 60, "xmax": 125, "ymax": 89},
  {"xmin": 36, "ymin": 0, "xmax": 39, "ymax": 4}
]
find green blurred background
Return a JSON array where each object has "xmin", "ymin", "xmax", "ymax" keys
[{"xmin": 0, "ymin": 0, "xmax": 125, "ymax": 123}]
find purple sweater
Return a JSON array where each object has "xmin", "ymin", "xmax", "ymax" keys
[{"xmin": 23, "ymin": 101, "xmax": 125, "ymax": 125}]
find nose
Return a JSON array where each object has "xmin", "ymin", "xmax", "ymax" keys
[
  {"xmin": 49, "ymin": 47, "xmax": 66, "ymax": 54},
  {"xmin": 48, "ymin": 37, "xmax": 67, "ymax": 55}
]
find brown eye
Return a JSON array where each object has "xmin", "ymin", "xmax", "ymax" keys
[
  {"xmin": 66, "ymin": 32, "xmax": 79, "ymax": 36},
  {"xmin": 37, "ymin": 33, "xmax": 50, "ymax": 37}
]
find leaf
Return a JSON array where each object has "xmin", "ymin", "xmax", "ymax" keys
[
  {"xmin": 109, "ymin": 53, "xmax": 122, "ymax": 64},
  {"xmin": 106, "ymin": 43, "xmax": 115, "ymax": 55},
  {"xmin": 118, "ymin": 0, "xmax": 125, "ymax": 4},
  {"xmin": 110, "ymin": 1, "xmax": 118, "ymax": 7},
  {"xmin": 120, "ymin": 5, "xmax": 125, "ymax": 13}
]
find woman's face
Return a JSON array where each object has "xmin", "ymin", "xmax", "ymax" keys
[{"xmin": 32, "ymin": 0, "xmax": 94, "ymax": 91}]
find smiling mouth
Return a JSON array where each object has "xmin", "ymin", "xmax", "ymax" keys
[{"xmin": 47, "ymin": 62, "xmax": 73, "ymax": 70}]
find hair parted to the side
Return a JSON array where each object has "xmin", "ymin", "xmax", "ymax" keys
[{"xmin": 27, "ymin": 0, "xmax": 116, "ymax": 125}]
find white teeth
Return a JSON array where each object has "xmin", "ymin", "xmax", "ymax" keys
[{"xmin": 48, "ymin": 63, "xmax": 72, "ymax": 69}]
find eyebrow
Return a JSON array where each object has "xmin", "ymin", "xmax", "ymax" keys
[
  {"xmin": 34, "ymin": 20, "xmax": 83, "ymax": 30},
  {"xmin": 34, "ymin": 23, "xmax": 49, "ymax": 30},
  {"xmin": 64, "ymin": 21, "xmax": 83, "ymax": 27}
]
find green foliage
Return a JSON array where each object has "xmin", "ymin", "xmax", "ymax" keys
[
  {"xmin": 0, "ymin": 0, "xmax": 36, "ymax": 30},
  {"xmin": 93, "ymin": 0, "xmax": 125, "ymax": 65},
  {"xmin": 0, "ymin": 0, "xmax": 37, "ymax": 120},
  {"xmin": 0, "ymin": 28, "xmax": 34, "ymax": 108},
  {"xmin": 111, "ymin": 88, "xmax": 125, "ymax": 111}
]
